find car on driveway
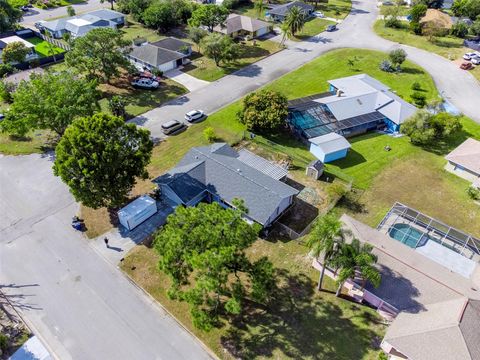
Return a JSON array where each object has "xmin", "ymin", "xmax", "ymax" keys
[
  {"xmin": 326, "ymin": 24, "xmax": 337, "ymax": 32},
  {"xmin": 185, "ymin": 110, "xmax": 206, "ymax": 123},
  {"xmin": 463, "ymin": 52, "xmax": 477, "ymax": 60},
  {"xmin": 131, "ymin": 78, "xmax": 159, "ymax": 89},
  {"xmin": 313, "ymin": 11, "xmax": 325, "ymax": 18},
  {"xmin": 161, "ymin": 120, "xmax": 186, "ymax": 135},
  {"xmin": 471, "ymin": 56, "xmax": 480, "ymax": 65},
  {"xmin": 460, "ymin": 62, "xmax": 474, "ymax": 70}
]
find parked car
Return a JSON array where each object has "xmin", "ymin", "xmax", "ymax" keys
[
  {"xmin": 471, "ymin": 56, "xmax": 480, "ymax": 65},
  {"xmin": 0, "ymin": 114, "xmax": 4, "ymax": 121},
  {"xmin": 313, "ymin": 11, "xmax": 325, "ymax": 18},
  {"xmin": 326, "ymin": 24, "xmax": 337, "ymax": 32},
  {"xmin": 460, "ymin": 62, "xmax": 473, "ymax": 70},
  {"xmin": 20, "ymin": 5, "xmax": 29, "ymax": 11},
  {"xmin": 131, "ymin": 78, "xmax": 159, "ymax": 89},
  {"xmin": 161, "ymin": 120, "xmax": 186, "ymax": 135},
  {"xmin": 463, "ymin": 52, "xmax": 477, "ymax": 60},
  {"xmin": 185, "ymin": 110, "xmax": 206, "ymax": 123}
]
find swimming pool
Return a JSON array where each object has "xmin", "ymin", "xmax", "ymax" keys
[{"xmin": 388, "ymin": 223, "xmax": 426, "ymax": 248}]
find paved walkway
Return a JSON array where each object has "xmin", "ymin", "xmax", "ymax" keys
[
  {"xmin": 132, "ymin": 0, "xmax": 480, "ymax": 138},
  {"xmin": 165, "ymin": 68, "xmax": 210, "ymax": 92}
]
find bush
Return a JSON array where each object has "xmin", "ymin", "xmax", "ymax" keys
[
  {"xmin": 379, "ymin": 59, "xmax": 394, "ymax": 72},
  {"xmin": 203, "ymin": 126, "xmax": 216, "ymax": 142},
  {"xmin": 0, "ymin": 63, "xmax": 14, "ymax": 77},
  {"xmin": 467, "ymin": 186, "xmax": 480, "ymax": 200},
  {"xmin": 450, "ymin": 22, "xmax": 469, "ymax": 38},
  {"xmin": 411, "ymin": 91, "xmax": 426, "ymax": 107},
  {"xmin": 222, "ymin": 0, "xmax": 240, "ymax": 9},
  {"xmin": 327, "ymin": 183, "xmax": 347, "ymax": 200},
  {"xmin": 411, "ymin": 81, "xmax": 422, "ymax": 91},
  {"xmin": 151, "ymin": 68, "xmax": 163, "ymax": 77},
  {"xmin": 0, "ymin": 81, "xmax": 15, "ymax": 103},
  {"xmin": 0, "ymin": 333, "xmax": 8, "ymax": 351},
  {"xmin": 409, "ymin": 21, "xmax": 422, "ymax": 34}
]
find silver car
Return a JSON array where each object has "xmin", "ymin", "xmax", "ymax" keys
[
  {"xmin": 185, "ymin": 110, "xmax": 206, "ymax": 123},
  {"xmin": 161, "ymin": 120, "xmax": 186, "ymax": 135}
]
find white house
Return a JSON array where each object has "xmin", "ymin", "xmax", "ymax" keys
[{"xmin": 0, "ymin": 36, "xmax": 37, "ymax": 63}]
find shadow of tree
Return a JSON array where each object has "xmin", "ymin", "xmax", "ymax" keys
[
  {"xmin": 221, "ymin": 269, "xmax": 383, "ymax": 359},
  {"xmin": 419, "ymin": 128, "xmax": 472, "ymax": 156}
]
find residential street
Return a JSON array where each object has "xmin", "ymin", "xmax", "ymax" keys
[
  {"xmin": 0, "ymin": 154, "xmax": 213, "ymax": 360},
  {"xmin": 132, "ymin": 0, "xmax": 480, "ymax": 137}
]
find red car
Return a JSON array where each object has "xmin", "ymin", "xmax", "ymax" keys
[{"xmin": 460, "ymin": 62, "xmax": 473, "ymax": 70}]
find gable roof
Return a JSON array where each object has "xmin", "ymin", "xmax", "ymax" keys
[
  {"xmin": 0, "ymin": 36, "xmax": 35, "ymax": 49},
  {"xmin": 384, "ymin": 298, "xmax": 480, "ymax": 360},
  {"xmin": 153, "ymin": 144, "xmax": 298, "ymax": 225},
  {"xmin": 151, "ymin": 37, "xmax": 190, "ymax": 52},
  {"xmin": 214, "ymin": 14, "xmax": 270, "ymax": 35},
  {"xmin": 309, "ymin": 133, "xmax": 351, "ymax": 154},
  {"xmin": 129, "ymin": 44, "xmax": 186, "ymax": 67},
  {"xmin": 87, "ymin": 9, "xmax": 125, "ymax": 21},
  {"xmin": 445, "ymin": 138, "xmax": 480, "ymax": 175},
  {"xmin": 323, "ymin": 74, "xmax": 417, "ymax": 125},
  {"xmin": 41, "ymin": 18, "xmax": 68, "ymax": 31},
  {"xmin": 268, "ymin": 1, "xmax": 314, "ymax": 16}
]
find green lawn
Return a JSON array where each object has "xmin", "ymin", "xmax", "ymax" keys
[
  {"xmin": 0, "ymin": 130, "xmax": 54, "ymax": 155},
  {"xmin": 183, "ymin": 39, "xmax": 281, "ymax": 82},
  {"xmin": 292, "ymin": 18, "xmax": 336, "ymax": 41},
  {"xmin": 121, "ymin": 18, "xmax": 166, "ymax": 43},
  {"xmin": 27, "ymin": 37, "xmax": 65, "ymax": 57},
  {"xmin": 316, "ymin": 0, "xmax": 352, "ymax": 19}
]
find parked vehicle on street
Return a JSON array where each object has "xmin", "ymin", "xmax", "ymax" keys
[
  {"xmin": 463, "ymin": 52, "xmax": 477, "ymax": 60},
  {"xmin": 326, "ymin": 24, "xmax": 337, "ymax": 32},
  {"xmin": 471, "ymin": 57, "xmax": 480, "ymax": 65},
  {"xmin": 460, "ymin": 62, "xmax": 474, "ymax": 70},
  {"xmin": 161, "ymin": 120, "xmax": 186, "ymax": 135},
  {"xmin": 185, "ymin": 110, "xmax": 206, "ymax": 123},
  {"xmin": 131, "ymin": 78, "xmax": 159, "ymax": 89}
]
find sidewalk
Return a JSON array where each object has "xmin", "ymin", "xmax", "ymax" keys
[{"xmin": 91, "ymin": 199, "xmax": 174, "ymax": 265}]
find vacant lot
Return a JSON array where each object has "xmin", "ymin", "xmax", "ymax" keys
[
  {"xmin": 121, "ymin": 237, "xmax": 386, "ymax": 360},
  {"xmin": 183, "ymin": 39, "xmax": 281, "ymax": 82}
]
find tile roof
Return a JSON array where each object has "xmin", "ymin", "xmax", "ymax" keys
[
  {"xmin": 154, "ymin": 144, "xmax": 298, "ymax": 225},
  {"xmin": 445, "ymin": 138, "xmax": 480, "ymax": 175}
]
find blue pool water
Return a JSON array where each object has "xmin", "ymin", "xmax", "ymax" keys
[{"xmin": 388, "ymin": 223, "xmax": 425, "ymax": 248}]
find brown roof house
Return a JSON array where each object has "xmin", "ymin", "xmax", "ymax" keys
[
  {"xmin": 213, "ymin": 14, "xmax": 271, "ymax": 39},
  {"xmin": 445, "ymin": 138, "xmax": 480, "ymax": 187}
]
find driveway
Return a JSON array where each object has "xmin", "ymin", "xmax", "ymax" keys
[
  {"xmin": 131, "ymin": 0, "xmax": 480, "ymax": 138},
  {"xmin": 0, "ymin": 154, "xmax": 213, "ymax": 360},
  {"xmin": 165, "ymin": 69, "xmax": 210, "ymax": 92}
]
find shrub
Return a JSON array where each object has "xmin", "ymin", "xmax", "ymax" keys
[
  {"xmin": 327, "ymin": 183, "xmax": 347, "ymax": 200},
  {"xmin": 0, "ymin": 63, "xmax": 14, "ymax": 77},
  {"xmin": 222, "ymin": 0, "xmax": 240, "ymax": 9},
  {"xmin": 409, "ymin": 21, "xmax": 422, "ymax": 34},
  {"xmin": 450, "ymin": 21, "xmax": 469, "ymax": 38},
  {"xmin": 389, "ymin": 48, "xmax": 407, "ymax": 70},
  {"xmin": 411, "ymin": 81, "xmax": 422, "ymax": 91},
  {"xmin": 151, "ymin": 68, "xmax": 163, "ymax": 77},
  {"xmin": 0, "ymin": 333, "xmax": 8, "ymax": 351},
  {"xmin": 467, "ymin": 186, "xmax": 480, "ymax": 200},
  {"xmin": 379, "ymin": 59, "xmax": 394, "ymax": 72},
  {"xmin": 203, "ymin": 126, "xmax": 216, "ymax": 142},
  {"xmin": 411, "ymin": 91, "xmax": 427, "ymax": 107},
  {"xmin": 0, "ymin": 81, "xmax": 15, "ymax": 103},
  {"xmin": 108, "ymin": 96, "xmax": 127, "ymax": 120}
]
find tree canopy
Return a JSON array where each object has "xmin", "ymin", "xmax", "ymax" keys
[
  {"xmin": 0, "ymin": 0, "xmax": 22, "ymax": 33},
  {"xmin": 201, "ymin": 32, "xmax": 240, "ymax": 66},
  {"xmin": 0, "ymin": 71, "xmax": 100, "ymax": 137},
  {"xmin": 188, "ymin": 4, "xmax": 229, "ymax": 32},
  {"xmin": 388, "ymin": 48, "xmax": 407, "ymax": 69},
  {"xmin": 238, "ymin": 89, "xmax": 288, "ymax": 132},
  {"xmin": 154, "ymin": 202, "xmax": 275, "ymax": 331},
  {"xmin": 401, "ymin": 110, "xmax": 463, "ymax": 145},
  {"xmin": 452, "ymin": 0, "xmax": 480, "ymax": 20},
  {"xmin": 2, "ymin": 42, "xmax": 29, "ymax": 63},
  {"xmin": 53, "ymin": 113, "xmax": 153, "ymax": 209},
  {"xmin": 117, "ymin": 0, "xmax": 151, "ymax": 21},
  {"xmin": 65, "ymin": 28, "xmax": 132, "ymax": 83},
  {"xmin": 142, "ymin": 0, "xmax": 193, "ymax": 32}
]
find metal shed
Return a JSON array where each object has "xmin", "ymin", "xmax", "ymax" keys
[{"xmin": 118, "ymin": 195, "xmax": 157, "ymax": 231}]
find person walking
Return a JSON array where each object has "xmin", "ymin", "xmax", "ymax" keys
[{"xmin": 104, "ymin": 237, "xmax": 109, "ymax": 248}]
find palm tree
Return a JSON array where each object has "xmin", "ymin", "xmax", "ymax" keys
[
  {"xmin": 330, "ymin": 239, "xmax": 381, "ymax": 297},
  {"xmin": 306, "ymin": 215, "xmax": 346, "ymax": 291},
  {"xmin": 284, "ymin": 6, "xmax": 306, "ymax": 37},
  {"xmin": 280, "ymin": 22, "xmax": 292, "ymax": 46},
  {"xmin": 254, "ymin": 0, "xmax": 266, "ymax": 18}
]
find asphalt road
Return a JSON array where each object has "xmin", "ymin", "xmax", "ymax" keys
[
  {"xmin": 132, "ymin": 0, "xmax": 480, "ymax": 137},
  {"xmin": 0, "ymin": 154, "xmax": 213, "ymax": 360}
]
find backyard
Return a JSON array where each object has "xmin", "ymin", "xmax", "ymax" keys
[{"xmin": 27, "ymin": 37, "xmax": 65, "ymax": 57}]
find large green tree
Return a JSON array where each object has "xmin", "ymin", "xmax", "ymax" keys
[
  {"xmin": 0, "ymin": 0, "xmax": 22, "ymax": 33},
  {"xmin": 188, "ymin": 26, "xmax": 207, "ymax": 53},
  {"xmin": 0, "ymin": 72, "xmax": 100, "ymax": 137},
  {"xmin": 142, "ymin": 1, "xmax": 177, "ymax": 31},
  {"xmin": 330, "ymin": 239, "xmax": 381, "ymax": 297},
  {"xmin": 188, "ymin": 4, "xmax": 228, "ymax": 32},
  {"xmin": 238, "ymin": 89, "xmax": 288, "ymax": 132},
  {"xmin": 154, "ymin": 202, "xmax": 275, "ymax": 331},
  {"xmin": 452, "ymin": 0, "xmax": 480, "ymax": 20},
  {"xmin": 2, "ymin": 42, "xmax": 29, "ymax": 63},
  {"xmin": 53, "ymin": 113, "xmax": 153, "ymax": 209},
  {"xmin": 306, "ymin": 215, "xmax": 347, "ymax": 291},
  {"xmin": 401, "ymin": 110, "xmax": 462, "ymax": 145},
  {"xmin": 283, "ymin": 6, "xmax": 306, "ymax": 37},
  {"xmin": 65, "ymin": 28, "xmax": 131, "ymax": 83},
  {"xmin": 117, "ymin": 0, "xmax": 151, "ymax": 21},
  {"xmin": 201, "ymin": 32, "xmax": 240, "ymax": 66}
]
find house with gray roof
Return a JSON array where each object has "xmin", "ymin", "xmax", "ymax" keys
[
  {"xmin": 38, "ymin": 9, "xmax": 125, "ymax": 39},
  {"xmin": 267, "ymin": 1, "xmax": 314, "ymax": 22},
  {"xmin": 445, "ymin": 138, "xmax": 480, "ymax": 187},
  {"xmin": 127, "ymin": 37, "xmax": 191, "ymax": 73},
  {"xmin": 213, "ymin": 14, "xmax": 271, "ymax": 38},
  {"xmin": 153, "ymin": 143, "xmax": 298, "ymax": 227}
]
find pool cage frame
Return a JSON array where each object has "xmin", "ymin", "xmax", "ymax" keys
[{"xmin": 377, "ymin": 202, "xmax": 480, "ymax": 262}]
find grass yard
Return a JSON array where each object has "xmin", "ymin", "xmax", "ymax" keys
[
  {"xmin": 121, "ymin": 18, "xmax": 165, "ymax": 43},
  {"xmin": 27, "ymin": 37, "xmax": 65, "ymax": 57},
  {"xmin": 0, "ymin": 130, "xmax": 54, "ymax": 155},
  {"xmin": 292, "ymin": 18, "xmax": 336, "ymax": 41},
  {"xmin": 121, "ymin": 238, "xmax": 386, "ymax": 360},
  {"xmin": 183, "ymin": 39, "xmax": 281, "ymax": 82},
  {"xmin": 316, "ymin": 0, "xmax": 352, "ymax": 19}
]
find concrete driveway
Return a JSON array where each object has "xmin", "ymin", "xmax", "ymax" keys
[
  {"xmin": 165, "ymin": 69, "xmax": 210, "ymax": 92},
  {"xmin": 131, "ymin": 0, "xmax": 480, "ymax": 138},
  {"xmin": 0, "ymin": 154, "xmax": 213, "ymax": 360}
]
